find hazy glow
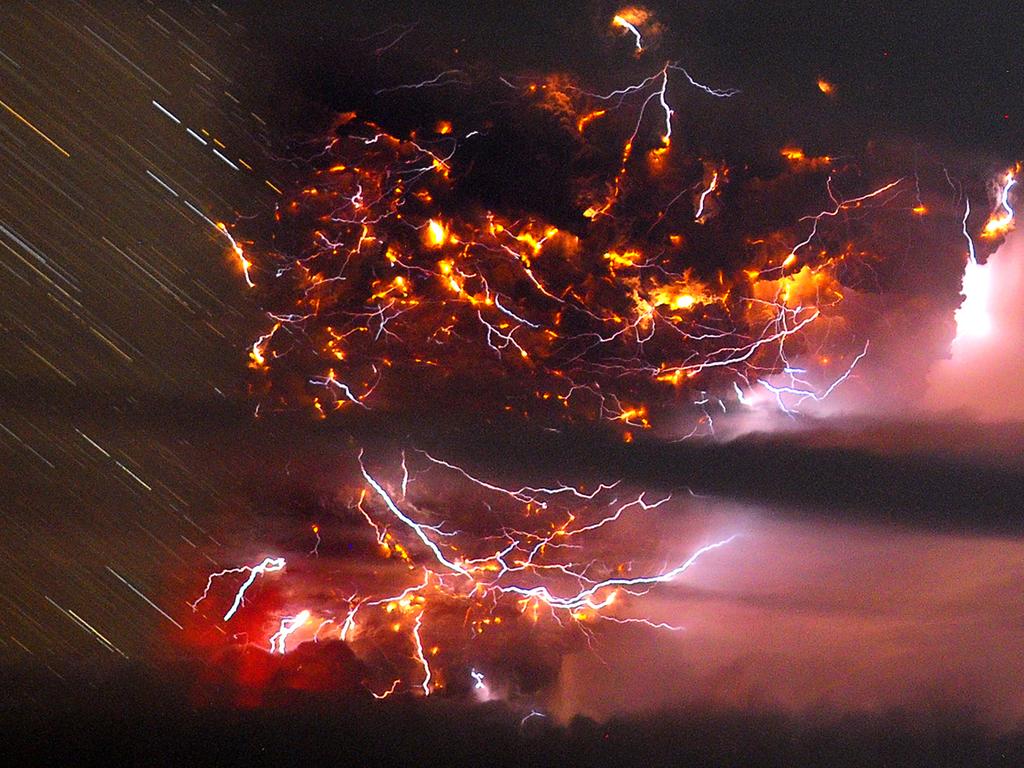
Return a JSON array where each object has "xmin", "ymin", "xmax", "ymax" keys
[
  {"xmin": 953, "ymin": 256, "xmax": 994, "ymax": 341},
  {"xmin": 925, "ymin": 230, "xmax": 1024, "ymax": 419},
  {"xmin": 552, "ymin": 512, "xmax": 1024, "ymax": 726}
]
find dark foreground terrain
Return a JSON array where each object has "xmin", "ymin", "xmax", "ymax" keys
[{"xmin": 3, "ymin": 665, "xmax": 1022, "ymax": 768}]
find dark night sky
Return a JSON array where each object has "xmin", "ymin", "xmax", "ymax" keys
[
  {"xmin": 242, "ymin": 0, "xmax": 1024, "ymax": 155},
  {"xmin": 2, "ymin": 2, "xmax": 1024, "ymax": 765}
]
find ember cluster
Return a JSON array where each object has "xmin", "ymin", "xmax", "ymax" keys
[{"xmin": 232, "ymin": 54, "xmax": 957, "ymax": 433}]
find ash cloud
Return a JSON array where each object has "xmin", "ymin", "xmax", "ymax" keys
[
  {"xmin": 6, "ymin": 378, "xmax": 1024, "ymax": 731},
  {"xmin": 149, "ymin": 429, "xmax": 1024, "ymax": 725},
  {"xmin": 234, "ymin": 0, "xmax": 1018, "ymax": 432}
]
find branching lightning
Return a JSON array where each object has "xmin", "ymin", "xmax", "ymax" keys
[{"xmin": 190, "ymin": 556, "xmax": 287, "ymax": 622}]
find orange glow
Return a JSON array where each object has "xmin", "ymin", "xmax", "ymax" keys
[
  {"xmin": 981, "ymin": 167, "xmax": 1017, "ymax": 239},
  {"xmin": 237, "ymin": 73, "xmax": 885, "ymax": 440},
  {"xmin": 249, "ymin": 323, "xmax": 280, "ymax": 370},
  {"xmin": 604, "ymin": 249, "xmax": 642, "ymax": 268},
  {"xmin": 424, "ymin": 219, "xmax": 447, "ymax": 248},
  {"xmin": 983, "ymin": 214, "xmax": 1014, "ymax": 238},
  {"xmin": 780, "ymin": 146, "xmax": 832, "ymax": 169},
  {"xmin": 611, "ymin": 7, "xmax": 652, "ymax": 55},
  {"xmin": 615, "ymin": 405, "xmax": 650, "ymax": 428},
  {"xmin": 817, "ymin": 78, "xmax": 835, "ymax": 95},
  {"xmin": 754, "ymin": 264, "xmax": 843, "ymax": 308},
  {"xmin": 648, "ymin": 287, "xmax": 698, "ymax": 310},
  {"xmin": 216, "ymin": 222, "xmax": 255, "ymax": 288},
  {"xmin": 576, "ymin": 109, "xmax": 607, "ymax": 133}
]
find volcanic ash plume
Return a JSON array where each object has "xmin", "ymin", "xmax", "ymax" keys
[
  {"xmin": 231, "ymin": 34, "xmax": 1014, "ymax": 436},
  {"xmin": 194, "ymin": 8, "xmax": 1021, "ymax": 717}
]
